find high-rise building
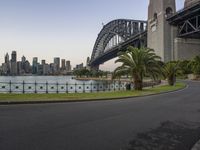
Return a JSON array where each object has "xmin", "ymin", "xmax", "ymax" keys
[
  {"xmin": 1, "ymin": 63, "xmax": 8, "ymax": 75},
  {"xmin": 43, "ymin": 64, "xmax": 50, "ymax": 75},
  {"xmin": 10, "ymin": 51, "xmax": 17, "ymax": 75},
  {"xmin": 61, "ymin": 59, "xmax": 66, "ymax": 70},
  {"xmin": 5, "ymin": 53, "xmax": 9, "ymax": 64},
  {"xmin": 21, "ymin": 55, "xmax": 26, "ymax": 63},
  {"xmin": 54, "ymin": 57, "xmax": 60, "ymax": 74},
  {"xmin": 75, "ymin": 63, "xmax": 84, "ymax": 70},
  {"xmin": 86, "ymin": 57, "xmax": 90, "ymax": 70},
  {"xmin": 37, "ymin": 64, "xmax": 43, "ymax": 75},
  {"xmin": 41, "ymin": 60, "xmax": 46, "ymax": 65},
  {"xmin": 66, "ymin": 60, "xmax": 71, "ymax": 72},
  {"xmin": 17, "ymin": 61, "xmax": 22, "ymax": 75},
  {"xmin": 11, "ymin": 51, "xmax": 17, "ymax": 62},
  {"xmin": 32, "ymin": 57, "xmax": 38, "ymax": 74},
  {"xmin": 4, "ymin": 53, "xmax": 10, "ymax": 74},
  {"xmin": 50, "ymin": 63, "xmax": 54, "ymax": 75},
  {"xmin": 24, "ymin": 60, "xmax": 31, "ymax": 74},
  {"xmin": 21, "ymin": 56, "xmax": 26, "ymax": 73}
]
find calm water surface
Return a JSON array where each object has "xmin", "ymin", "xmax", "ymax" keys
[{"xmin": 0, "ymin": 76, "xmax": 95, "ymax": 84}]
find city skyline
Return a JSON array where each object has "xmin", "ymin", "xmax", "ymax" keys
[
  {"xmin": 0, "ymin": 50, "xmax": 74, "ymax": 76},
  {"xmin": 0, "ymin": 0, "xmax": 185, "ymax": 70}
]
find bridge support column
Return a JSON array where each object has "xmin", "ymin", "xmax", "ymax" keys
[
  {"xmin": 174, "ymin": 38, "xmax": 200, "ymax": 60},
  {"xmin": 147, "ymin": 0, "xmax": 176, "ymax": 62}
]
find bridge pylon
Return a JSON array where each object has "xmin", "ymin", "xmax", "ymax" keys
[{"xmin": 147, "ymin": 0, "xmax": 176, "ymax": 62}]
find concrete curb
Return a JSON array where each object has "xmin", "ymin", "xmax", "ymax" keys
[
  {"xmin": 0, "ymin": 83, "xmax": 187, "ymax": 105},
  {"xmin": 191, "ymin": 139, "xmax": 200, "ymax": 150}
]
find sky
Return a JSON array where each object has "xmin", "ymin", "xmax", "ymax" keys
[{"xmin": 0, "ymin": 0, "xmax": 185, "ymax": 70}]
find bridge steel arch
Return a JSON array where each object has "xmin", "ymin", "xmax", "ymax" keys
[{"xmin": 90, "ymin": 19, "xmax": 147, "ymax": 68}]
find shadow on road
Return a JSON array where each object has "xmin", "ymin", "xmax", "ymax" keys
[{"xmin": 127, "ymin": 121, "xmax": 200, "ymax": 150}]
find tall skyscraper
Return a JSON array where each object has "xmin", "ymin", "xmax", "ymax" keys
[
  {"xmin": 54, "ymin": 57, "xmax": 60, "ymax": 74},
  {"xmin": 11, "ymin": 51, "xmax": 17, "ymax": 62},
  {"xmin": 41, "ymin": 60, "xmax": 46, "ymax": 65},
  {"xmin": 17, "ymin": 61, "xmax": 22, "ymax": 75},
  {"xmin": 10, "ymin": 51, "xmax": 17, "ymax": 75},
  {"xmin": 66, "ymin": 60, "xmax": 71, "ymax": 72},
  {"xmin": 21, "ymin": 55, "xmax": 26, "ymax": 63},
  {"xmin": 4, "ymin": 53, "xmax": 10, "ymax": 74},
  {"xmin": 86, "ymin": 57, "xmax": 90, "ymax": 70},
  {"xmin": 5, "ymin": 53, "xmax": 9, "ymax": 64},
  {"xmin": 24, "ymin": 60, "xmax": 31, "ymax": 73},
  {"xmin": 61, "ymin": 59, "xmax": 66, "ymax": 70},
  {"xmin": 21, "ymin": 55, "xmax": 26, "ymax": 73},
  {"xmin": 32, "ymin": 57, "xmax": 38, "ymax": 74},
  {"xmin": 43, "ymin": 64, "xmax": 50, "ymax": 75}
]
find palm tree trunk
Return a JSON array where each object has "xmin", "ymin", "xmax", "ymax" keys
[
  {"xmin": 134, "ymin": 75, "xmax": 143, "ymax": 90},
  {"xmin": 168, "ymin": 75, "xmax": 175, "ymax": 86}
]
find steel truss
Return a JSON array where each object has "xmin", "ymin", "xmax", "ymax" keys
[
  {"xmin": 90, "ymin": 19, "xmax": 147, "ymax": 64},
  {"xmin": 178, "ymin": 15, "xmax": 200, "ymax": 37}
]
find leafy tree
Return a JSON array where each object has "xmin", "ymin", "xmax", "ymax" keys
[
  {"xmin": 113, "ymin": 46, "xmax": 162, "ymax": 90},
  {"xmin": 73, "ymin": 68, "xmax": 90, "ymax": 77},
  {"xmin": 189, "ymin": 55, "xmax": 200, "ymax": 75},
  {"xmin": 179, "ymin": 60, "xmax": 192, "ymax": 75}
]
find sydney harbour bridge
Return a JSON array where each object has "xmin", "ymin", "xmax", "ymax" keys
[{"xmin": 89, "ymin": 0, "xmax": 200, "ymax": 69}]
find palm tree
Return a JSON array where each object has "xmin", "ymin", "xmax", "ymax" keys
[
  {"xmin": 113, "ymin": 46, "xmax": 162, "ymax": 90},
  {"xmin": 179, "ymin": 60, "xmax": 192, "ymax": 75},
  {"xmin": 162, "ymin": 61, "xmax": 181, "ymax": 86}
]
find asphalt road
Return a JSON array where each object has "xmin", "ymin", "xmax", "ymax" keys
[{"xmin": 0, "ymin": 81, "xmax": 200, "ymax": 150}]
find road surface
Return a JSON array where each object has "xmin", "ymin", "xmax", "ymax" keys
[{"xmin": 0, "ymin": 81, "xmax": 200, "ymax": 150}]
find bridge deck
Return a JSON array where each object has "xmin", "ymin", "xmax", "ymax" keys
[{"xmin": 167, "ymin": 2, "xmax": 200, "ymax": 25}]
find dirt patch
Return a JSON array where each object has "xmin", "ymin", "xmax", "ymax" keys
[{"xmin": 127, "ymin": 121, "xmax": 200, "ymax": 150}]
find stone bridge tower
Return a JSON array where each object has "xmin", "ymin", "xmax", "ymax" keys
[{"xmin": 147, "ymin": 0, "xmax": 176, "ymax": 62}]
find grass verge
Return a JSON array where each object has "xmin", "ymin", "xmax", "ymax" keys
[{"xmin": 0, "ymin": 82, "xmax": 186, "ymax": 103}]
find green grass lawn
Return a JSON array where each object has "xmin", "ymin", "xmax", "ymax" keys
[{"xmin": 0, "ymin": 82, "xmax": 186, "ymax": 103}]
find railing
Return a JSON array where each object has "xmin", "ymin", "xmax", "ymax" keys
[
  {"xmin": 0, "ymin": 80, "xmax": 161, "ymax": 94},
  {"xmin": 0, "ymin": 81, "xmax": 126, "ymax": 94}
]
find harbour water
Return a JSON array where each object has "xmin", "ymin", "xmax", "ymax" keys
[{"xmin": 0, "ymin": 76, "xmax": 89, "ymax": 84}]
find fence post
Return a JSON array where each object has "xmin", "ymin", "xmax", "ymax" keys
[
  {"xmin": 108, "ymin": 82, "xmax": 111, "ymax": 91},
  {"xmin": 56, "ymin": 82, "xmax": 59, "ymax": 94},
  {"xmin": 97, "ymin": 83, "xmax": 99, "ymax": 92},
  {"xmin": 35, "ymin": 81, "xmax": 37, "ymax": 94},
  {"xmin": 66, "ymin": 82, "xmax": 68, "ymax": 93},
  {"xmin": 118, "ymin": 81, "xmax": 120, "ymax": 91},
  {"xmin": 114, "ymin": 81, "xmax": 115, "ymax": 91},
  {"xmin": 91, "ymin": 82, "xmax": 92, "ymax": 93},
  {"xmin": 83, "ymin": 82, "xmax": 85, "ymax": 93},
  {"xmin": 46, "ymin": 81, "xmax": 48, "ymax": 94},
  {"xmin": 9, "ymin": 80, "xmax": 12, "ymax": 93},
  {"xmin": 22, "ymin": 81, "xmax": 25, "ymax": 94},
  {"xmin": 75, "ymin": 83, "xmax": 77, "ymax": 93}
]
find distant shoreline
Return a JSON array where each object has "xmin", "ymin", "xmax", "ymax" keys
[{"xmin": 75, "ymin": 77, "xmax": 133, "ymax": 82}]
